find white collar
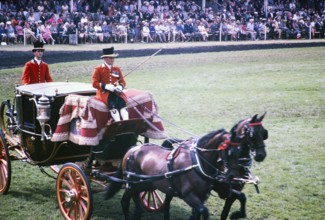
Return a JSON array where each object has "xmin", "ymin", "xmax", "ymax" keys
[
  {"xmin": 34, "ymin": 57, "xmax": 42, "ymax": 65},
  {"xmin": 103, "ymin": 61, "xmax": 112, "ymax": 70}
]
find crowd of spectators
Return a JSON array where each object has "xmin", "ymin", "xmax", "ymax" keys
[{"xmin": 0, "ymin": 0, "xmax": 324, "ymax": 46}]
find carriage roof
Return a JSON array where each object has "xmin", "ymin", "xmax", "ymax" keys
[{"xmin": 16, "ymin": 82, "xmax": 96, "ymax": 97}]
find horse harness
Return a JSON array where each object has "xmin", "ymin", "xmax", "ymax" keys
[
  {"xmin": 123, "ymin": 137, "xmax": 241, "ymax": 196},
  {"xmin": 165, "ymin": 135, "xmax": 241, "ymax": 197}
]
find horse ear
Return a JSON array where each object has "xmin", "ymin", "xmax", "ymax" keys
[
  {"xmin": 259, "ymin": 112, "xmax": 267, "ymax": 121},
  {"xmin": 250, "ymin": 114, "xmax": 258, "ymax": 122}
]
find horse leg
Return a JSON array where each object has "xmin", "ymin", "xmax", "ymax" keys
[
  {"xmin": 220, "ymin": 189, "xmax": 246, "ymax": 220},
  {"xmin": 104, "ymin": 166, "xmax": 123, "ymax": 200},
  {"xmin": 190, "ymin": 208, "xmax": 200, "ymax": 220},
  {"xmin": 184, "ymin": 196, "xmax": 209, "ymax": 220},
  {"xmin": 229, "ymin": 191, "xmax": 247, "ymax": 220},
  {"xmin": 199, "ymin": 205, "xmax": 209, "ymax": 220},
  {"xmin": 132, "ymin": 192, "xmax": 144, "ymax": 220},
  {"xmin": 189, "ymin": 204, "xmax": 209, "ymax": 220},
  {"xmin": 121, "ymin": 189, "xmax": 133, "ymax": 220},
  {"xmin": 221, "ymin": 193, "xmax": 236, "ymax": 220},
  {"xmin": 163, "ymin": 195, "xmax": 173, "ymax": 220}
]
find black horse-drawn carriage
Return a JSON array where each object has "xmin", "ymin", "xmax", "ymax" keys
[
  {"xmin": 0, "ymin": 82, "xmax": 168, "ymax": 219},
  {"xmin": 0, "ymin": 82, "xmax": 268, "ymax": 220}
]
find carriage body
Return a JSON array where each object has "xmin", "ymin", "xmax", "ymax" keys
[
  {"xmin": 3, "ymin": 82, "xmax": 157, "ymax": 165},
  {"xmin": 14, "ymin": 82, "xmax": 96, "ymax": 165}
]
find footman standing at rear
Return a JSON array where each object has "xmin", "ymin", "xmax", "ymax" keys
[
  {"xmin": 21, "ymin": 40, "xmax": 53, "ymax": 85},
  {"xmin": 92, "ymin": 47, "xmax": 129, "ymax": 122}
]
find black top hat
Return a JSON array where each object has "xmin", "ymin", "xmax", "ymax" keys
[
  {"xmin": 101, "ymin": 47, "xmax": 119, "ymax": 58},
  {"xmin": 32, "ymin": 40, "xmax": 45, "ymax": 52}
]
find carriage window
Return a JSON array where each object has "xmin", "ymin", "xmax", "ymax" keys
[{"xmin": 21, "ymin": 96, "xmax": 37, "ymax": 131}]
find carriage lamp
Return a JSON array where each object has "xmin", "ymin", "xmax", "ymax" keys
[
  {"xmin": 37, "ymin": 94, "xmax": 51, "ymax": 124},
  {"xmin": 36, "ymin": 94, "xmax": 51, "ymax": 140}
]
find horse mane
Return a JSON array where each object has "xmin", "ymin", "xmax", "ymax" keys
[
  {"xmin": 197, "ymin": 128, "xmax": 226, "ymax": 148},
  {"xmin": 230, "ymin": 120, "xmax": 242, "ymax": 133},
  {"xmin": 230, "ymin": 117, "xmax": 251, "ymax": 133}
]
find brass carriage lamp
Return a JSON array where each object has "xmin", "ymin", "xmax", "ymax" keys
[{"xmin": 37, "ymin": 94, "xmax": 51, "ymax": 124}]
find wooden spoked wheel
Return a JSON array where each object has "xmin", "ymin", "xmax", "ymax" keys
[
  {"xmin": 139, "ymin": 189, "xmax": 167, "ymax": 212},
  {"xmin": 0, "ymin": 101, "xmax": 16, "ymax": 137},
  {"xmin": 56, "ymin": 163, "xmax": 93, "ymax": 220},
  {"xmin": 0, "ymin": 130, "xmax": 11, "ymax": 195}
]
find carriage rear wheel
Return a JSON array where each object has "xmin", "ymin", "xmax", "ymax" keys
[
  {"xmin": 139, "ymin": 189, "xmax": 167, "ymax": 212},
  {"xmin": 0, "ymin": 130, "xmax": 11, "ymax": 195},
  {"xmin": 56, "ymin": 163, "xmax": 93, "ymax": 220},
  {"xmin": 0, "ymin": 101, "xmax": 17, "ymax": 137}
]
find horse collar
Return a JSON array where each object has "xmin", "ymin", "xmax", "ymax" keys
[{"xmin": 190, "ymin": 146, "xmax": 221, "ymax": 181}]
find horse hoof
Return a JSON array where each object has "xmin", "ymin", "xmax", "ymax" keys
[{"xmin": 230, "ymin": 211, "xmax": 246, "ymax": 219}]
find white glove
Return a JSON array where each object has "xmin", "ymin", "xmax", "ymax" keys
[
  {"xmin": 115, "ymin": 85, "xmax": 123, "ymax": 93},
  {"xmin": 105, "ymin": 84, "xmax": 115, "ymax": 92}
]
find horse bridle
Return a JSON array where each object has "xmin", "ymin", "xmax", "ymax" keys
[
  {"xmin": 243, "ymin": 121, "xmax": 267, "ymax": 152},
  {"xmin": 224, "ymin": 121, "xmax": 266, "ymax": 175}
]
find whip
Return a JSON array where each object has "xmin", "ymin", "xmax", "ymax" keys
[{"xmin": 123, "ymin": 47, "xmax": 163, "ymax": 78}]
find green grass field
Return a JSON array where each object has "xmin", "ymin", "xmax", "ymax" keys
[{"xmin": 0, "ymin": 46, "xmax": 324, "ymax": 219}]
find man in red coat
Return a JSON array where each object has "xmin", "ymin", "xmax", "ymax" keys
[
  {"xmin": 21, "ymin": 40, "xmax": 53, "ymax": 85},
  {"xmin": 92, "ymin": 47, "xmax": 128, "ymax": 122}
]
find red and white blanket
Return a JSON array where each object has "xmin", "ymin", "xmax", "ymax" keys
[{"xmin": 51, "ymin": 89, "xmax": 166, "ymax": 146}]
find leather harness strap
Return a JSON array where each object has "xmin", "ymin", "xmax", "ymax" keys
[{"xmin": 166, "ymin": 147, "xmax": 183, "ymax": 196}]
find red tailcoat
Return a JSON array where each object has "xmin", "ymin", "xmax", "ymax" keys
[
  {"xmin": 21, "ymin": 59, "xmax": 53, "ymax": 85},
  {"xmin": 92, "ymin": 64, "xmax": 127, "ymax": 106}
]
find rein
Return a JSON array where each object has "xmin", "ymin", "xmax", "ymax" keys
[
  {"xmin": 132, "ymin": 106, "xmax": 163, "ymax": 133},
  {"xmin": 128, "ymin": 96, "xmax": 198, "ymax": 138}
]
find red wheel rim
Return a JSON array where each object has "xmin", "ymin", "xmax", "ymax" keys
[
  {"xmin": 139, "ymin": 190, "xmax": 166, "ymax": 212},
  {"xmin": 56, "ymin": 163, "xmax": 92, "ymax": 220},
  {"xmin": 0, "ymin": 131, "xmax": 11, "ymax": 195}
]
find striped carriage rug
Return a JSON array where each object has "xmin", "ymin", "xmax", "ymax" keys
[{"xmin": 51, "ymin": 89, "xmax": 167, "ymax": 146}]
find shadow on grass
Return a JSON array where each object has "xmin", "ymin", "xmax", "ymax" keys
[
  {"xmin": 8, "ymin": 184, "xmax": 56, "ymax": 202},
  {"xmin": 91, "ymin": 191, "xmax": 192, "ymax": 220}
]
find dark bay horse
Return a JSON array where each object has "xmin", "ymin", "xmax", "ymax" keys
[
  {"xmin": 217, "ymin": 113, "xmax": 268, "ymax": 220},
  {"xmin": 104, "ymin": 128, "xmax": 245, "ymax": 220},
  {"xmin": 162, "ymin": 113, "xmax": 268, "ymax": 220}
]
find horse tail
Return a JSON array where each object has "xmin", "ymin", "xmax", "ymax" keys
[{"xmin": 104, "ymin": 165, "xmax": 123, "ymax": 200}]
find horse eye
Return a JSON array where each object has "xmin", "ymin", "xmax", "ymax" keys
[{"xmin": 263, "ymin": 130, "xmax": 268, "ymax": 140}]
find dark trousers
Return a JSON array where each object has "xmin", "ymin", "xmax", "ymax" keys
[{"xmin": 108, "ymin": 92, "xmax": 126, "ymax": 110}]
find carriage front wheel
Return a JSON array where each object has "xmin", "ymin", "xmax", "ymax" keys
[
  {"xmin": 0, "ymin": 130, "xmax": 11, "ymax": 195},
  {"xmin": 139, "ymin": 189, "xmax": 167, "ymax": 212},
  {"xmin": 56, "ymin": 163, "xmax": 93, "ymax": 220}
]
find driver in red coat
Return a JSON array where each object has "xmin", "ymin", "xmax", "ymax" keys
[
  {"xmin": 21, "ymin": 40, "xmax": 53, "ymax": 85},
  {"xmin": 91, "ymin": 47, "xmax": 128, "ymax": 122}
]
